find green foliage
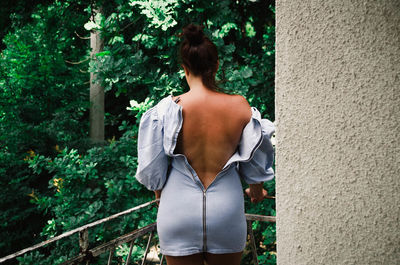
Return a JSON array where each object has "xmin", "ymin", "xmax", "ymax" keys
[
  {"xmin": 21, "ymin": 121, "xmax": 157, "ymax": 264},
  {"xmin": 130, "ymin": 0, "xmax": 179, "ymax": 31},
  {"xmin": 0, "ymin": 0, "xmax": 91, "ymax": 257},
  {"xmin": 1, "ymin": 0, "xmax": 275, "ymax": 263}
]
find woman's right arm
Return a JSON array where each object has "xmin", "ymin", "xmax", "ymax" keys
[
  {"xmin": 237, "ymin": 99, "xmax": 275, "ymax": 204},
  {"xmin": 245, "ymin": 183, "xmax": 268, "ymax": 203}
]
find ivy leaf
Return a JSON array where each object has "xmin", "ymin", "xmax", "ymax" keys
[
  {"xmin": 241, "ymin": 67, "xmax": 253, "ymax": 79},
  {"xmin": 84, "ymin": 21, "xmax": 99, "ymax": 31},
  {"xmin": 96, "ymin": 51, "xmax": 111, "ymax": 57}
]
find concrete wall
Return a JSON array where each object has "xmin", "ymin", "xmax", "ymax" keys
[{"xmin": 275, "ymin": 1, "xmax": 400, "ymax": 264}]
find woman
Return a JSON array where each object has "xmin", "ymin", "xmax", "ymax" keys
[{"xmin": 135, "ymin": 24, "xmax": 275, "ymax": 265}]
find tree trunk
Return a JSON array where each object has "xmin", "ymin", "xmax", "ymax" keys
[{"xmin": 89, "ymin": 7, "xmax": 104, "ymax": 144}]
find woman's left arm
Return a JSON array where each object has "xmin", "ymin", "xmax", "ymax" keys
[
  {"xmin": 154, "ymin": 190, "xmax": 162, "ymax": 199},
  {"xmin": 154, "ymin": 190, "xmax": 162, "ymax": 205},
  {"xmin": 135, "ymin": 106, "xmax": 169, "ymax": 192}
]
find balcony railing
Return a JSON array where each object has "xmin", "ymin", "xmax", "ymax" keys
[{"xmin": 0, "ymin": 197, "xmax": 275, "ymax": 265}]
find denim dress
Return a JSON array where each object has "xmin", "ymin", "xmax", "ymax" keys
[{"xmin": 135, "ymin": 95, "xmax": 275, "ymax": 256}]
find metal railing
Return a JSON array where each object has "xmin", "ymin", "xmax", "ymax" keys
[{"xmin": 0, "ymin": 197, "xmax": 275, "ymax": 265}]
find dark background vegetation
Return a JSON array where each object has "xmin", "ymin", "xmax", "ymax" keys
[{"xmin": 0, "ymin": 0, "xmax": 275, "ymax": 264}]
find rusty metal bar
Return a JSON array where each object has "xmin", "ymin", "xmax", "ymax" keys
[
  {"xmin": 60, "ymin": 215, "xmax": 274, "ymax": 264},
  {"xmin": 125, "ymin": 239, "xmax": 135, "ymax": 265},
  {"xmin": 60, "ymin": 223, "xmax": 156, "ymax": 265},
  {"xmin": 107, "ymin": 247, "xmax": 114, "ymax": 265},
  {"xmin": 245, "ymin": 213, "xmax": 276, "ymax": 223},
  {"xmin": 141, "ymin": 231, "xmax": 154, "ymax": 265},
  {"xmin": 0, "ymin": 199, "xmax": 159, "ymax": 264},
  {"xmin": 247, "ymin": 220, "xmax": 259, "ymax": 265}
]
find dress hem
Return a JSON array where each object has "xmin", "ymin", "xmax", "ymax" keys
[{"xmin": 160, "ymin": 247, "xmax": 245, "ymax": 256}]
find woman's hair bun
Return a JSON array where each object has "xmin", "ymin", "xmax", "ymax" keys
[{"xmin": 182, "ymin": 24, "xmax": 204, "ymax": 46}]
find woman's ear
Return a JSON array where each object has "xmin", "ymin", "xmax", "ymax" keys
[{"xmin": 182, "ymin": 64, "xmax": 190, "ymax": 77}]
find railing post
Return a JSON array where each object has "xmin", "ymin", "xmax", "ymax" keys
[
  {"xmin": 141, "ymin": 231, "xmax": 154, "ymax": 265},
  {"xmin": 247, "ymin": 220, "xmax": 259, "ymax": 265},
  {"xmin": 125, "ymin": 239, "xmax": 135, "ymax": 265},
  {"xmin": 107, "ymin": 247, "xmax": 114, "ymax": 265},
  {"xmin": 79, "ymin": 228, "xmax": 89, "ymax": 265}
]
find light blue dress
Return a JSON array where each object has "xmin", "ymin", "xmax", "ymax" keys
[{"xmin": 135, "ymin": 95, "xmax": 275, "ymax": 256}]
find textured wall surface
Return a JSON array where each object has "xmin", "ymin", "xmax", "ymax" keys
[{"xmin": 275, "ymin": 1, "xmax": 400, "ymax": 264}]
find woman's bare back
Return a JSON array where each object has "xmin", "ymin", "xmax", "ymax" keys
[{"xmin": 173, "ymin": 91, "xmax": 251, "ymax": 189}]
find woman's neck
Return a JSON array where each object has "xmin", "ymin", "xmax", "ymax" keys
[{"xmin": 186, "ymin": 74, "xmax": 211, "ymax": 94}]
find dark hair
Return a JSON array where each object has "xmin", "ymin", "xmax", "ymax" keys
[{"xmin": 179, "ymin": 24, "xmax": 219, "ymax": 91}]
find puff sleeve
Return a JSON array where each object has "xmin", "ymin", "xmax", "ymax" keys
[
  {"xmin": 135, "ymin": 106, "xmax": 169, "ymax": 191},
  {"xmin": 238, "ymin": 118, "xmax": 275, "ymax": 184}
]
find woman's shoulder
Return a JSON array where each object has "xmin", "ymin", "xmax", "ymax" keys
[
  {"xmin": 225, "ymin": 95, "xmax": 274, "ymax": 136},
  {"xmin": 201, "ymin": 92, "xmax": 253, "ymax": 128},
  {"xmin": 225, "ymin": 93, "xmax": 252, "ymax": 125}
]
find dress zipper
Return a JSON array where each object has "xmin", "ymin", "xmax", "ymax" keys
[
  {"xmin": 183, "ymin": 162, "xmax": 233, "ymax": 253},
  {"xmin": 202, "ymin": 189, "xmax": 207, "ymax": 252}
]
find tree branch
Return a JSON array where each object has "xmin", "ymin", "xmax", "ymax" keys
[
  {"xmin": 65, "ymin": 57, "xmax": 90, "ymax": 65},
  {"xmin": 75, "ymin": 31, "xmax": 90, "ymax": 40}
]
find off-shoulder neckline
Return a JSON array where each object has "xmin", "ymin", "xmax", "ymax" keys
[
  {"xmin": 169, "ymin": 94, "xmax": 182, "ymax": 107},
  {"xmin": 162, "ymin": 94, "xmax": 264, "ymax": 167},
  {"xmin": 167, "ymin": 94, "xmax": 260, "ymax": 121}
]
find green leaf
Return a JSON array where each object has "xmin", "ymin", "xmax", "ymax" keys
[
  {"xmin": 96, "ymin": 51, "xmax": 111, "ymax": 57},
  {"xmin": 84, "ymin": 21, "xmax": 99, "ymax": 31}
]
